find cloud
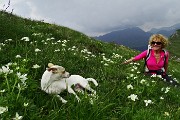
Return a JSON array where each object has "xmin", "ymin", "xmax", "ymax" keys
[{"xmin": 1, "ymin": 0, "xmax": 180, "ymax": 36}]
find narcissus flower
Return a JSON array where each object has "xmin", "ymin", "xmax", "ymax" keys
[
  {"xmin": 32, "ymin": 64, "xmax": 41, "ymax": 69},
  {"xmin": 127, "ymin": 84, "xmax": 133, "ymax": 89},
  {"xmin": 128, "ymin": 94, "xmax": 138, "ymax": 101},
  {"xmin": 0, "ymin": 106, "xmax": 8, "ymax": 114},
  {"xmin": 144, "ymin": 100, "xmax": 153, "ymax": 106},
  {"xmin": 13, "ymin": 112, "xmax": 23, "ymax": 120}
]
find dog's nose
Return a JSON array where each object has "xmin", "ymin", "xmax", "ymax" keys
[
  {"xmin": 65, "ymin": 72, "xmax": 70, "ymax": 77},
  {"xmin": 68, "ymin": 73, "xmax": 71, "ymax": 77}
]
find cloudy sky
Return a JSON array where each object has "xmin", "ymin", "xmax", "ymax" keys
[{"xmin": 1, "ymin": 0, "xmax": 180, "ymax": 36}]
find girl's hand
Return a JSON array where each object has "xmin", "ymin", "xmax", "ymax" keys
[{"xmin": 121, "ymin": 57, "xmax": 134, "ymax": 64}]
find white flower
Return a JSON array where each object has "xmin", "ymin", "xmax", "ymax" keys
[
  {"xmin": 0, "ymin": 65, "xmax": 13, "ymax": 74},
  {"xmin": 17, "ymin": 72, "xmax": 28, "ymax": 83},
  {"xmin": 0, "ymin": 89, "xmax": 5, "ymax": 93},
  {"xmin": 24, "ymin": 103, "xmax": 29, "ymax": 107},
  {"xmin": 157, "ymin": 75, "xmax": 162, "ymax": 78},
  {"xmin": 23, "ymin": 59, "xmax": 27, "ymax": 62},
  {"xmin": 7, "ymin": 39, "xmax": 12, "ymax": 41},
  {"xmin": 128, "ymin": 94, "xmax": 138, "ymax": 101},
  {"xmin": 89, "ymin": 98, "xmax": 94, "ymax": 105},
  {"xmin": 91, "ymin": 55, "xmax": 96, "ymax": 57},
  {"xmin": 161, "ymin": 87, "xmax": 170, "ymax": 93},
  {"xmin": 161, "ymin": 87, "xmax": 164, "ymax": 91},
  {"xmin": 50, "ymin": 37, "xmax": 55, "ymax": 40},
  {"xmin": 17, "ymin": 83, "xmax": 21, "ymax": 89},
  {"xmin": 140, "ymin": 79, "xmax": 146, "ymax": 84},
  {"xmin": 32, "ymin": 64, "xmax": 41, "ymax": 69},
  {"xmin": 130, "ymin": 74, "xmax": 134, "ymax": 77},
  {"xmin": 54, "ymin": 49, "xmax": 60, "ymax": 52},
  {"xmin": 46, "ymin": 38, "xmax": 51, "ymax": 41},
  {"xmin": 12, "ymin": 62, "xmax": 17, "ymax": 66},
  {"xmin": 6, "ymin": 63, "xmax": 13, "ymax": 66},
  {"xmin": 0, "ymin": 43, "xmax": 5, "ymax": 46},
  {"xmin": 57, "ymin": 40, "xmax": 61, "ymax": 42},
  {"xmin": 144, "ymin": 100, "xmax": 153, "ymax": 106},
  {"xmin": 21, "ymin": 37, "xmax": 29, "ymax": 41},
  {"xmin": 16, "ymin": 67, "xmax": 20, "ymax": 70},
  {"xmin": 165, "ymin": 87, "xmax": 170, "ymax": 93},
  {"xmin": 62, "ymin": 43, "xmax": 66, "ymax": 47},
  {"xmin": 15, "ymin": 55, "xmax": 21, "ymax": 58},
  {"xmin": 104, "ymin": 63, "xmax": 109, "ymax": 66},
  {"xmin": 72, "ymin": 46, "xmax": 76, "ymax": 49},
  {"xmin": 160, "ymin": 96, "xmax": 164, "ymax": 100},
  {"xmin": 35, "ymin": 48, "xmax": 41, "ymax": 52},
  {"xmin": 133, "ymin": 66, "xmax": 138, "ymax": 70},
  {"xmin": 0, "ymin": 106, "xmax": 8, "ymax": 114},
  {"xmin": 127, "ymin": 84, "xmax": 133, "ymax": 89},
  {"xmin": 13, "ymin": 112, "xmax": 23, "ymax": 120},
  {"xmin": 164, "ymin": 112, "xmax": 170, "ymax": 116},
  {"xmin": 151, "ymin": 74, "xmax": 157, "ymax": 77}
]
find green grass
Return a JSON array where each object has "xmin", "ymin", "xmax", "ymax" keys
[
  {"xmin": 168, "ymin": 30, "xmax": 180, "ymax": 58},
  {"xmin": 1, "ymin": 11, "xmax": 180, "ymax": 120}
]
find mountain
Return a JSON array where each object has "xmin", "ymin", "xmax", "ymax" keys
[
  {"xmin": 149, "ymin": 23, "xmax": 180, "ymax": 37},
  {"xmin": 94, "ymin": 23, "xmax": 180, "ymax": 51},
  {"xmin": 95, "ymin": 27, "xmax": 152, "ymax": 51}
]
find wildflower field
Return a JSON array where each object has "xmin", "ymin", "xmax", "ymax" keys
[{"xmin": 1, "ymin": 11, "xmax": 180, "ymax": 120}]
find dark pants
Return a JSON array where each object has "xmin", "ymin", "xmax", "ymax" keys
[{"xmin": 145, "ymin": 70, "xmax": 179, "ymax": 87}]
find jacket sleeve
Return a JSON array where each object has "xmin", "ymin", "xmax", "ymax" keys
[{"xmin": 133, "ymin": 50, "xmax": 147, "ymax": 61}]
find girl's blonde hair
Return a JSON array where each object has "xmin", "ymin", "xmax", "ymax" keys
[{"xmin": 149, "ymin": 34, "xmax": 169, "ymax": 48}]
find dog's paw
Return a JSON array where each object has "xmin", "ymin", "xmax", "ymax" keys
[
  {"xmin": 76, "ymin": 97, "xmax": 81, "ymax": 102},
  {"xmin": 77, "ymin": 98, "xmax": 81, "ymax": 103},
  {"xmin": 57, "ymin": 95, "xmax": 67, "ymax": 104},
  {"xmin": 60, "ymin": 98, "xmax": 67, "ymax": 104}
]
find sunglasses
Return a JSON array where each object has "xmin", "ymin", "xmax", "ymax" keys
[{"xmin": 151, "ymin": 41, "xmax": 162, "ymax": 45}]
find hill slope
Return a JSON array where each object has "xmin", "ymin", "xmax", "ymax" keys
[
  {"xmin": 168, "ymin": 30, "xmax": 180, "ymax": 59},
  {"xmin": 1, "ymin": 11, "xmax": 180, "ymax": 120}
]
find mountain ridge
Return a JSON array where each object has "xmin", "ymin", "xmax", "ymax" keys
[{"xmin": 95, "ymin": 23, "xmax": 180, "ymax": 51}]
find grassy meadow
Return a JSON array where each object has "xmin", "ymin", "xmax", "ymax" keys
[{"xmin": 1, "ymin": 11, "xmax": 180, "ymax": 120}]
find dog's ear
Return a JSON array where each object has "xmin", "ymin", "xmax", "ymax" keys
[
  {"xmin": 47, "ymin": 68, "xmax": 57, "ymax": 73},
  {"xmin": 48, "ymin": 63, "xmax": 54, "ymax": 68}
]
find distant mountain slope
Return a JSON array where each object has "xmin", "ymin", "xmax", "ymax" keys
[{"xmin": 95, "ymin": 27, "xmax": 152, "ymax": 51}]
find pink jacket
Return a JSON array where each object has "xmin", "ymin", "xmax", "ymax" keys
[{"xmin": 134, "ymin": 49, "xmax": 169, "ymax": 72}]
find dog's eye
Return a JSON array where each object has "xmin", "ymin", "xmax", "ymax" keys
[{"xmin": 62, "ymin": 71, "xmax": 65, "ymax": 74}]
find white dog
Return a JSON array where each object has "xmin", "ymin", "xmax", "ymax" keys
[{"xmin": 41, "ymin": 63, "xmax": 98, "ymax": 103}]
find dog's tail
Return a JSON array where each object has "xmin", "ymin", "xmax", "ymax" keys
[{"xmin": 86, "ymin": 78, "xmax": 98, "ymax": 86}]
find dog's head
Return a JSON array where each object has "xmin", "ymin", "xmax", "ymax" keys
[{"xmin": 47, "ymin": 63, "xmax": 70, "ymax": 78}]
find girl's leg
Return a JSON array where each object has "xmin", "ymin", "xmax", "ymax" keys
[{"xmin": 162, "ymin": 74, "xmax": 179, "ymax": 87}]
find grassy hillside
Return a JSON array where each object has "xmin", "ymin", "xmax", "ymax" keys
[
  {"xmin": 168, "ymin": 30, "xmax": 180, "ymax": 58},
  {"xmin": 1, "ymin": 11, "xmax": 180, "ymax": 120}
]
